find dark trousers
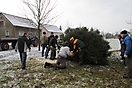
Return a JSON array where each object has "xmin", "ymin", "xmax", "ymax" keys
[
  {"xmin": 125, "ymin": 57, "xmax": 132, "ymax": 77},
  {"xmin": 41, "ymin": 44, "xmax": 46, "ymax": 57},
  {"xmin": 56, "ymin": 58, "xmax": 66, "ymax": 69},
  {"xmin": 50, "ymin": 46, "xmax": 56, "ymax": 59},
  {"xmin": 121, "ymin": 56, "xmax": 126, "ymax": 66},
  {"xmin": 19, "ymin": 52, "xmax": 27, "ymax": 69},
  {"xmin": 79, "ymin": 48, "xmax": 85, "ymax": 65},
  {"xmin": 45, "ymin": 56, "xmax": 67, "ymax": 69},
  {"xmin": 45, "ymin": 46, "xmax": 50, "ymax": 58}
]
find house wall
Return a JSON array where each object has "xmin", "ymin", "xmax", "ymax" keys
[
  {"xmin": 40, "ymin": 28, "xmax": 49, "ymax": 37},
  {"xmin": 0, "ymin": 13, "xmax": 38, "ymax": 38},
  {"xmin": 41, "ymin": 27, "xmax": 63, "ymax": 39},
  {"xmin": 0, "ymin": 14, "xmax": 15, "ymax": 37},
  {"xmin": 14, "ymin": 26, "xmax": 38, "ymax": 38}
]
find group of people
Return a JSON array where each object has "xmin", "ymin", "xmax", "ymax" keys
[
  {"xmin": 118, "ymin": 30, "xmax": 132, "ymax": 78},
  {"xmin": 44, "ymin": 41, "xmax": 71, "ymax": 70},
  {"xmin": 13, "ymin": 29, "xmax": 132, "ymax": 78},
  {"xmin": 15, "ymin": 32, "xmax": 86, "ymax": 70},
  {"xmin": 40, "ymin": 32, "xmax": 59, "ymax": 60},
  {"xmin": 44, "ymin": 36, "xmax": 86, "ymax": 70}
]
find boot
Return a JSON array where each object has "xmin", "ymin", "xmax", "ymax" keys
[
  {"xmin": 44, "ymin": 62, "xmax": 51, "ymax": 68},
  {"xmin": 54, "ymin": 65, "xmax": 58, "ymax": 70}
]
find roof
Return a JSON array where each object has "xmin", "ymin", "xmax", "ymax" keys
[
  {"xmin": 43, "ymin": 24, "xmax": 63, "ymax": 33},
  {"xmin": 1, "ymin": 12, "xmax": 37, "ymax": 29}
]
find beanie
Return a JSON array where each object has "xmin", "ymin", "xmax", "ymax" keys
[
  {"xmin": 120, "ymin": 30, "xmax": 127, "ymax": 34},
  {"xmin": 43, "ymin": 32, "xmax": 46, "ymax": 34}
]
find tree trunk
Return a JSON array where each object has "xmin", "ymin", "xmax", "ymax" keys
[{"xmin": 38, "ymin": 23, "xmax": 41, "ymax": 51}]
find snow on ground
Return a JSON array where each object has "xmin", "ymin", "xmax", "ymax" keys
[
  {"xmin": 0, "ymin": 47, "xmax": 41, "ymax": 61},
  {"xmin": 0, "ymin": 46, "xmax": 59, "ymax": 60},
  {"xmin": 0, "ymin": 39, "xmax": 120, "ymax": 61},
  {"xmin": 0, "ymin": 47, "xmax": 57, "ymax": 70},
  {"xmin": 0, "ymin": 39, "xmax": 120, "ymax": 70}
]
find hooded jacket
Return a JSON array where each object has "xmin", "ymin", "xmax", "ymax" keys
[{"xmin": 122, "ymin": 34, "xmax": 132, "ymax": 57}]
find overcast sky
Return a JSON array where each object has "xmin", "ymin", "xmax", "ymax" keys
[{"xmin": 0, "ymin": 0, "xmax": 132, "ymax": 33}]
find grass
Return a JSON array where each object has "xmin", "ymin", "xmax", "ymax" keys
[{"xmin": 0, "ymin": 57, "xmax": 132, "ymax": 88}]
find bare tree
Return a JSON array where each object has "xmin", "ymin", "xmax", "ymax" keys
[{"xmin": 21, "ymin": 0, "xmax": 59, "ymax": 51}]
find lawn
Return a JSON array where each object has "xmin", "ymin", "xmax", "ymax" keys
[{"xmin": 0, "ymin": 57, "xmax": 132, "ymax": 88}]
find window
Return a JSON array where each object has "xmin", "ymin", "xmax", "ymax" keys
[
  {"xmin": 0, "ymin": 21, "xmax": 4, "ymax": 27},
  {"xmin": 5, "ymin": 31, "xmax": 9, "ymax": 37},
  {"xmin": 19, "ymin": 31, "xmax": 23, "ymax": 36},
  {"xmin": 28, "ymin": 32, "xmax": 33, "ymax": 38}
]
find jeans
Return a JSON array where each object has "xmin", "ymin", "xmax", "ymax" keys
[
  {"xmin": 41, "ymin": 44, "xmax": 46, "ymax": 57},
  {"xmin": 19, "ymin": 52, "xmax": 27, "ymax": 69}
]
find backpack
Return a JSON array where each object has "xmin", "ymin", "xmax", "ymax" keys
[{"xmin": 49, "ymin": 37, "xmax": 56, "ymax": 46}]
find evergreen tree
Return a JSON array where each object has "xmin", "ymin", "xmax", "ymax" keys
[{"xmin": 63, "ymin": 27, "xmax": 110, "ymax": 65}]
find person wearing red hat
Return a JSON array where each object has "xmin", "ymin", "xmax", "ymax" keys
[{"xmin": 70, "ymin": 37, "xmax": 86, "ymax": 66}]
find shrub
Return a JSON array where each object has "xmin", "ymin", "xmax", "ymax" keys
[{"xmin": 63, "ymin": 27, "xmax": 110, "ymax": 65}]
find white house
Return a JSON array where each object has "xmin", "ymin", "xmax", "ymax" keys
[{"xmin": 41, "ymin": 24, "xmax": 63, "ymax": 39}]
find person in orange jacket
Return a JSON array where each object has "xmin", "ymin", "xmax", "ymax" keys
[{"xmin": 70, "ymin": 37, "xmax": 86, "ymax": 66}]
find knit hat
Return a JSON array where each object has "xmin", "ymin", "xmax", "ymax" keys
[
  {"xmin": 120, "ymin": 30, "xmax": 127, "ymax": 34},
  {"xmin": 55, "ymin": 35, "xmax": 58, "ymax": 38},
  {"xmin": 43, "ymin": 32, "xmax": 46, "ymax": 34}
]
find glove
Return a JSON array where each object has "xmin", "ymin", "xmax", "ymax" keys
[
  {"xmin": 15, "ymin": 49, "xmax": 17, "ymax": 52},
  {"xmin": 124, "ymin": 54, "xmax": 128, "ymax": 58},
  {"xmin": 46, "ymin": 45, "xmax": 49, "ymax": 48},
  {"xmin": 29, "ymin": 48, "xmax": 31, "ymax": 52},
  {"xmin": 70, "ymin": 51, "xmax": 74, "ymax": 56},
  {"xmin": 50, "ymin": 45, "xmax": 53, "ymax": 48}
]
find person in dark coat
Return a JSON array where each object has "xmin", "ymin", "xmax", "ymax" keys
[
  {"xmin": 118, "ymin": 34, "xmax": 126, "ymax": 65},
  {"xmin": 49, "ymin": 35, "xmax": 58, "ymax": 60},
  {"xmin": 45, "ymin": 32, "xmax": 54, "ymax": 58},
  {"xmin": 15, "ymin": 33, "xmax": 31, "ymax": 69},
  {"xmin": 120, "ymin": 30, "xmax": 132, "ymax": 78},
  {"xmin": 70, "ymin": 37, "xmax": 86, "ymax": 66}
]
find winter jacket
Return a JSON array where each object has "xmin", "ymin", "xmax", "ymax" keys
[
  {"xmin": 40, "ymin": 35, "xmax": 47, "ymax": 45},
  {"xmin": 58, "ymin": 46, "xmax": 70, "ymax": 58},
  {"xmin": 47, "ymin": 35, "xmax": 54, "ymax": 45},
  {"xmin": 49, "ymin": 37, "xmax": 57, "ymax": 48},
  {"xmin": 73, "ymin": 39, "xmax": 86, "ymax": 52},
  {"xmin": 15, "ymin": 36, "xmax": 31, "ymax": 52},
  {"xmin": 122, "ymin": 34, "xmax": 132, "ymax": 57}
]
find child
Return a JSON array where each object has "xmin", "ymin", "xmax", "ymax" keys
[{"xmin": 44, "ymin": 41, "xmax": 70, "ymax": 70}]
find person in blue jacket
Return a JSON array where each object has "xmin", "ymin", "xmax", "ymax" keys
[{"xmin": 120, "ymin": 30, "xmax": 132, "ymax": 78}]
